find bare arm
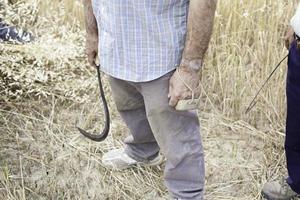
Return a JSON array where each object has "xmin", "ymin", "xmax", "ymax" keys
[
  {"xmin": 169, "ymin": 0, "xmax": 217, "ymax": 108},
  {"xmin": 180, "ymin": 0, "xmax": 217, "ymax": 71},
  {"xmin": 83, "ymin": 0, "xmax": 98, "ymax": 36},
  {"xmin": 82, "ymin": 0, "xmax": 98, "ymax": 66}
]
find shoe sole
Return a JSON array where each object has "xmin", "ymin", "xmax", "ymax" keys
[
  {"xmin": 105, "ymin": 154, "xmax": 164, "ymax": 171},
  {"xmin": 261, "ymin": 192, "xmax": 299, "ymax": 200},
  {"xmin": 138, "ymin": 154, "xmax": 164, "ymax": 167},
  {"xmin": 262, "ymin": 192, "xmax": 275, "ymax": 200}
]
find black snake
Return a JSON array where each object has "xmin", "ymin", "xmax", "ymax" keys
[{"xmin": 77, "ymin": 65, "xmax": 110, "ymax": 142}]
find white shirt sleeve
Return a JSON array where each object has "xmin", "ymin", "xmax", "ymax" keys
[{"xmin": 291, "ymin": 4, "xmax": 300, "ymax": 36}]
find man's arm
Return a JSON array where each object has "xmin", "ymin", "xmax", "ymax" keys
[
  {"xmin": 168, "ymin": 0, "xmax": 217, "ymax": 108},
  {"xmin": 83, "ymin": 0, "xmax": 98, "ymax": 36},
  {"xmin": 82, "ymin": 0, "xmax": 98, "ymax": 66},
  {"xmin": 180, "ymin": 0, "xmax": 217, "ymax": 71}
]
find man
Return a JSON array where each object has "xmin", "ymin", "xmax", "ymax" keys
[
  {"xmin": 83, "ymin": 1, "xmax": 217, "ymax": 199},
  {"xmin": 262, "ymin": 4, "xmax": 300, "ymax": 200}
]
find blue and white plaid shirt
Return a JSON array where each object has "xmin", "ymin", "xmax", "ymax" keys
[{"xmin": 92, "ymin": 0, "xmax": 189, "ymax": 82}]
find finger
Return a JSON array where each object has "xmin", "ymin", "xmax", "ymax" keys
[
  {"xmin": 169, "ymin": 95, "xmax": 179, "ymax": 107},
  {"xmin": 284, "ymin": 38, "xmax": 289, "ymax": 50},
  {"xmin": 168, "ymin": 80, "xmax": 174, "ymax": 99},
  {"xmin": 168, "ymin": 87, "xmax": 173, "ymax": 99},
  {"xmin": 88, "ymin": 57, "xmax": 96, "ymax": 67},
  {"xmin": 285, "ymin": 36, "xmax": 293, "ymax": 50},
  {"xmin": 87, "ymin": 52, "xmax": 97, "ymax": 67},
  {"xmin": 182, "ymin": 91, "xmax": 192, "ymax": 100}
]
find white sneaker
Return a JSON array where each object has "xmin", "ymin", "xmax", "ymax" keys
[{"xmin": 102, "ymin": 149, "xmax": 164, "ymax": 170}]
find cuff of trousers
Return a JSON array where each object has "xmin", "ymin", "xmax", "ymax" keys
[{"xmin": 287, "ymin": 177, "xmax": 300, "ymax": 194}]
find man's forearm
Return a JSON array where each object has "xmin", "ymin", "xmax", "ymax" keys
[
  {"xmin": 83, "ymin": 0, "xmax": 98, "ymax": 36},
  {"xmin": 181, "ymin": 0, "xmax": 217, "ymax": 71}
]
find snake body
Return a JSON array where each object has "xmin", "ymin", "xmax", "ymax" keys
[{"xmin": 77, "ymin": 66, "xmax": 110, "ymax": 142}]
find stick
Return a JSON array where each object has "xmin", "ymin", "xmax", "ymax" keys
[{"xmin": 245, "ymin": 54, "xmax": 289, "ymax": 114}]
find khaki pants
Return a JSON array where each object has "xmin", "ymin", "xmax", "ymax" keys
[{"xmin": 108, "ymin": 71, "xmax": 205, "ymax": 200}]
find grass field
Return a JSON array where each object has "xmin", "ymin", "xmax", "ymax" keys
[{"xmin": 0, "ymin": 0, "xmax": 299, "ymax": 199}]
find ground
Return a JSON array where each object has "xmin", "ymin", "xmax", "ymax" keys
[{"xmin": 0, "ymin": 0, "xmax": 300, "ymax": 200}]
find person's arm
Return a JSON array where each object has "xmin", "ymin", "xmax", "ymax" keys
[
  {"xmin": 180, "ymin": 0, "xmax": 217, "ymax": 72},
  {"xmin": 169, "ymin": 0, "xmax": 217, "ymax": 108},
  {"xmin": 83, "ymin": 0, "xmax": 98, "ymax": 66}
]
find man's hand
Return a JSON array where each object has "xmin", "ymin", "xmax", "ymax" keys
[
  {"xmin": 285, "ymin": 27, "xmax": 294, "ymax": 50},
  {"xmin": 86, "ymin": 34, "xmax": 98, "ymax": 67},
  {"xmin": 168, "ymin": 67, "xmax": 201, "ymax": 107}
]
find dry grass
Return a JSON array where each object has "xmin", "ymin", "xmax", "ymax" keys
[{"xmin": 1, "ymin": 0, "xmax": 300, "ymax": 199}]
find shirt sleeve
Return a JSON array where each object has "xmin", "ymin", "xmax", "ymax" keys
[{"xmin": 291, "ymin": 4, "xmax": 300, "ymax": 36}]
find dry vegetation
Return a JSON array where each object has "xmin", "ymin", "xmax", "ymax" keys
[{"xmin": 0, "ymin": 0, "xmax": 299, "ymax": 199}]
